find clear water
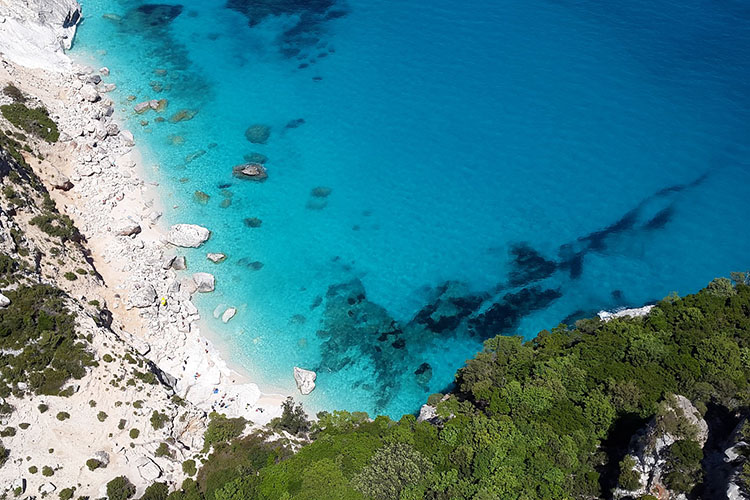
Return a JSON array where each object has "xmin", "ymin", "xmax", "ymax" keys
[{"xmin": 72, "ymin": 0, "xmax": 750, "ymax": 418}]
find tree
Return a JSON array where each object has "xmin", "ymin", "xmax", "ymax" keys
[
  {"xmin": 352, "ymin": 443, "xmax": 432, "ymax": 500},
  {"xmin": 107, "ymin": 476, "xmax": 136, "ymax": 500},
  {"xmin": 271, "ymin": 397, "xmax": 310, "ymax": 435}
]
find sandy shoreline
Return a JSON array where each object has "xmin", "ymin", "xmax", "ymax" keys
[{"xmin": 0, "ymin": 27, "xmax": 291, "ymax": 426}]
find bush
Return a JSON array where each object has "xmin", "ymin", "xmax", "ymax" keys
[
  {"xmin": 0, "ymin": 426, "xmax": 15, "ymax": 437},
  {"xmin": 56, "ymin": 411, "xmax": 70, "ymax": 421},
  {"xmin": 155, "ymin": 442, "xmax": 172, "ymax": 457},
  {"xmin": 28, "ymin": 465, "xmax": 37, "ymax": 474},
  {"xmin": 42, "ymin": 465, "xmax": 54, "ymax": 476},
  {"xmin": 202, "ymin": 412, "xmax": 247, "ymax": 452},
  {"xmin": 269, "ymin": 397, "xmax": 309, "ymax": 436},
  {"xmin": 97, "ymin": 411, "xmax": 108, "ymax": 422},
  {"xmin": 106, "ymin": 475, "xmax": 136, "ymax": 500},
  {"xmin": 86, "ymin": 458, "xmax": 103, "ymax": 471},
  {"xmin": 59, "ymin": 486, "xmax": 75, "ymax": 500},
  {"xmin": 140, "ymin": 482, "xmax": 169, "ymax": 500},
  {"xmin": 0, "ymin": 103, "xmax": 59, "ymax": 142},
  {"xmin": 2, "ymin": 84, "xmax": 25, "ymax": 103},
  {"xmin": 182, "ymin": 459, "xmax": 197, "ymax": 476},
  {"xmin": 352, "ymin": 443, "xmax": 432, "ymax": 500},
  {"xmin": 129, "ymin": 428, "xmax": 140, "ymax": 439},
  {"xmin": 63, "ymin": 271, "xmax": 78, "ymax": 281},
  {"xmin": 151, "ymin": 410, "xmax": 170, "ymax": 430},
  {"xmin": 38, "ymin": 403, "xmax": 49, "ymax": 413}
]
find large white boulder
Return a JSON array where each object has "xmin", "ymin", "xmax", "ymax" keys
[
  {"xmin": 0, "ymin": 293, "xmax": 10, "ymax": 308},
  {"xmin": 130, "ymin": 284, "xmax": 157, "ymax": 308},
  {"xmin": 222, "ymin": 307, "xmax": 236, "ymax": 323},
  {"xmin": 137, "ymin": 457, "xmax": 162, "ymax": 481},
  {"xmin": 167, "ymin": 224, "xmax": 210, "ymax": 248},
  {"xmin": 293, "ymin": 367, "xmax": 316, "ymax": 395},
  {"xmin": 192, "ymin": 273, "xmax": 215, "ymax": 293}
]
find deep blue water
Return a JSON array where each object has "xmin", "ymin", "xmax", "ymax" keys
[{"xmin": 73, "ymin": 0, "xmax": 750, "ymax": 418}]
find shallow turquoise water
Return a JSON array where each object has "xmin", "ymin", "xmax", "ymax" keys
[{"xmin": 73, "ymin": 0, "xmax": 750, "ymax": 418}]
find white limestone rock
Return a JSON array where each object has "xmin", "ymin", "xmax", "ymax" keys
[
  {"xmin": 598, "ymin": 304, "xmax": 654, "ymax": 322},
  {"xmin": 0, "ymin": 293, "xmax": 10, "ymax": 308},
  {"xmin": 207, "ymin": 252, "xmax": 226, "ymax": 263},
  {"xmin": 167, "ymin": 224, "xmax": 210, "ymax": 248},
  {"xmin": 293, "ymin": 366, "xmax": 316, "ymax": 395},
  {"xmin": 116, "ymin": 218, "xmax": 141, "ymax": 236},
  {"xmin": 130, "ymin": 284, "xmax": 157, "ymax": 308},
  {"xmin": 222, "ymin": 307, "xmax": 236, "ymax": 323},
  {"xmin": 136, "ymin": 457, "xmax": 162, "ymax": 481},
  {"xmin": 39, "ymin": 482, "xmax": 56, "ymax": 495},
  {"xmin": 192, "ymin": 272, "xmax": 215, "ymax": 293}
]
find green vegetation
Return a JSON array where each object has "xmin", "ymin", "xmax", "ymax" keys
[
  {"xmin": 155, "ymin": 442, "xmax": 172, "ymax": 458},
  {"xmin": 202, "ymin": 413, "xmax": 247, "ymax": 452},
  {"xmin": 2, "ymin": 84, "xmax": 26, "ymax": 103},
  {"xmin": 97, "ymin": 411, "xmax": 108, "ymax": 422},
  {"xmin": 86, "ymin": 458, "xmax": 104, "ymax": 471},
  {"xmin": 107, "ymin": 476, "xmax": 136, "ymax": 500},
  {"xmin": 269, "ymin": 397, "xmax": 309, "ymax": 436},
  {"xmin": 0, "ymin": 281, "xmax": 94, "ymax": 398},
  {"xmin": 141, "ymin": 483, "xmax": 169, "ymax": 500},
  {"xmin": 42, "ymin": 465, "xmax": 54, "ymax": 476},
  {"xmin": 56, "ymin": 412, "xmax": 70, "ymax": 421},
  {"xmin": 129, "ymin": 428, "xmax": 140, "ymax": 439},
  {"xmin": 0, "ymin": 103, "xmax": 59, "ymax": 142},
  {"xmin": 29, "ymin": 212, "xmax": 81, "ymax": 243},
  {"xmin": 38, "ymin": 403, "xmax": 49, "ymax": 413},
  {"xmin": 182, "ymin": 459, "xmax": 197, "ymax": 477},
  {"xmin": 59, "ymin": 486, "xmax": 75, "ymax": 500},
  {"xmin": 28, "ymin": 465, "xmax": 37, "ymax": 474},
  {"xmin": 151, "ymin": 410, "xmax": 170, "ymax": 430},
  {"xmin": 155, "ymin": 277, "xmax": 750, "ymax": 500}
]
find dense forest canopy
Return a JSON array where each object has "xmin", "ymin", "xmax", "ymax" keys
[{"xmin": 142, "ymin": 275, "xmax": 750, "ymax": 500}]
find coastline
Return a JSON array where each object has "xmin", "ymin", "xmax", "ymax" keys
[{"xmin": 0, "ymin": 11, "xmax": 289, "ymax": 426}]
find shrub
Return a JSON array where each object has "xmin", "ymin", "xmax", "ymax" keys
[
  {"xmin": 28, "ymin": 465, "xmax": 37, "ymax": 474},
  {"xmin": 118, "ymin": 419, "xmax": 127, "ymax": 430},
  {"xmin": 2, "ymin": 84, "xmax": 25, "ymax": 103},
  {"xmin": 155, "ymin": 442, "xmax": 172, "ymax": 458},
  {"xmin": 106, "ymin": 475, "xmax": 136, "ymax": 500},
  {"xmin": 269, "ymin": 397, "xmax": 309, "ymax": 436},
  {"xmin": 0, "ymin": 103, "xmax": 59, "ymax": 142},
  {"xmin": 18, "ymin": 422, "xmax": 30, "ymax": 430},
  {"xmin": 42, "ymin": 465, "xmax": 54, "ymax": 476},
  {"xmin": 63, "ymin": 271, "xmax": 77, "ymax": 281},
  {"xmin": 86, "ymin": 458, "xmax": 103, "ymax": 471},
  {"xmin": 140, "ymin": 482, "xmax": 169, "ymax": 500},
  {"xmin": 59, "ymin": 486, "xmax": 75, "ymax": 500},
  {"xmin": 38, "ymin": 403, "xmax": 49, "ymax": 413},
  {"xmin": 352, "ymin": 442, "xmax": 432, "ymax": 500},
  {"xmin": 0, "ymin": 426, "xmax": 16, "ymax": 437},
  {"xmin": 56, "ymin": 411, "xmax": 70, "ymax": 421},
  {"xmin": 129, "ymin": 428, "xmax": 140, "ymax": 439},
  {"xmin": 151, "ymin": 410, "xmax": 170, "ymax": 430},
  {"xmin": 182, "ymin": 459, "xmax": 197, "ymax": 476},
  {"xmin": 0, "ymin": 444, "xmax": 8, "ymax": 467},
  {"xmin": 97, "ymin": 411, "xmax": 108, "ymax": 422},
  {"xmin": 202, "ymin": 412, "xmax": 247, "ymax": 452}
]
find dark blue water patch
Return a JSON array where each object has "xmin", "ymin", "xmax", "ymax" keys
[
  {"xmin": 225, "ymin": 0, "xmax": 347, "ymax": 58},
  {"xmin": 508, "ymin": 243, "xmax": 558, "ymax": 286},
  {"xmin": 643, "ymin": 205, "xmax": 674, "ymax": 230},
  {"xmin": 135, "ymin": 4, "xmax": 184, "ymax": 27}
]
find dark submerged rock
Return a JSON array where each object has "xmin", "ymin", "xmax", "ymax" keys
[{"xmin": 245, "ymin": 124, "xmax": 271, "ymax": 144}]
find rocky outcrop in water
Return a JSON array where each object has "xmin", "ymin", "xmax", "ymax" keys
[
  {"xmin": 293, "ymin": 366, "xmax": 316, "ymax": 395},
  {"xmin": 233, "ymin": 163, "xmax": 268, "ymax": 181}
]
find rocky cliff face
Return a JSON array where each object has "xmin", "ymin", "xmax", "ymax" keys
[
  {"xmin": 0, "ymin": 0, "xmax": 81, "ymax": 70},
  {"xmin": 614, "ymin": 395, "xmax": 708, "ymax": 500}
]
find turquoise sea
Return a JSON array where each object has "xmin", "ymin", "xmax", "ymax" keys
[{"xmin": 72, "ymin": 0, "xmax": 750, "ymax": 418}]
